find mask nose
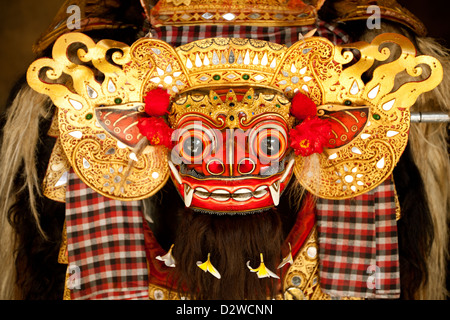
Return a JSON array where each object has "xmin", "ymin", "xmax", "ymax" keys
[{"xmin": 203, "ymin": 128, "xmax": 258, "ymax": 177}]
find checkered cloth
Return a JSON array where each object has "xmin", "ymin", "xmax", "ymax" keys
[
  {"xmin": 65, "ymin": 170, "xmax": 149, "ymax": 300},
  {"xmin": 316, "ymin": 176, "xmax": 400, "ymax": 299},
  {"xmin": 151, "ymin": 20, "xmax": 350, "ymax": 47}
]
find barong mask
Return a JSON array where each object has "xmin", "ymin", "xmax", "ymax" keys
[{"xmin": 27, "ymin": 33, "xmax": 442, "ymax": 213}]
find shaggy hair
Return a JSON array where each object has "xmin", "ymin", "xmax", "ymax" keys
[
  {"xmin": 0, "ymin": 81, "xmax": 58, "ymax": 299},
  {"xmin": 172, "ymin": 209, "xmax": 284, "ymax": 300},
  {"xmin": 408, "ymin": 36, "xmax": 450, "ymax": 300},
  {"xmin": 146, "ymin": 178, "xmax": 302, "ymax": 300}
]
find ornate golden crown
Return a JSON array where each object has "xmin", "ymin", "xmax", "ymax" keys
[
  {"xmin": 27, "ymin": 32, "xmax": 442, "ymax": 202},
  {"xmin": 169, "ymin": 88, "xmax": 292, "ymax": 129},
  {"xmin": 150, "ymin": 0, "xmax": 319, "ymax": 27}
]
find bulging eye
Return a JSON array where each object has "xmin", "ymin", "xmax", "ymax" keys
[
  {"xmin": 183, "ymin": 136, "xmax": 203, "ymax": 157},
  {"xmin": 179, "ymin": 132, "xmax": 210, "ymax": 163},
  {"xmin": 174, "ymin": 121, "xmax": 218, "ymax": 164},
  {"xmin": 249, "ymin": 122, "xmax": 288, "ymax": 161},
  {"xmin": 260, "ymin": 135, "xmax": 280, "ymax": 157}
]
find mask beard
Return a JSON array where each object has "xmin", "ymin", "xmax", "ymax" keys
[{"xmin": 171, "ymin": 208, "xmax": 284, "ymax": 300}]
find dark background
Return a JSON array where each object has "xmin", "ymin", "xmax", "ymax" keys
[{"xmin": 0, "ymin": 0, "xmax": 448, "ymax": 112}]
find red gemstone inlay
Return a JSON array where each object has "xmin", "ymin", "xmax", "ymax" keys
[
  {"xmin": 208, "ymin": 160, "xmax": 224, "ymax": 174},
  {"xmin": 239, "ymin": 159, "xmax": 255, "ymax": 174}
]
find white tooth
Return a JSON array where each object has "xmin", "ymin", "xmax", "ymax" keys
[
  {"xmin": 232, "ymin": 194, "xmax": 252, "ymax": 202},
  {"xmin": 253, "ymin": 186, "xmax": 268, "ymax": 198},
  {"xmin": 212, "ymin": 189, "xmax": 229, "ymax": 195},
  {"xmin": 233, "ymin": 188, "xmax": 252, "ymax": 194},
  {"xmin": 210, "ymin": 189, "xmax": 230, "ymax": 201},
  {"xmin": 194, "ymin": 187, "xmax": 210, "ymax": 199},
  {"xmin": 184, "ymin": 184, "xmax": 194, "ymax": 207},
  {"xmin": 168, "ymin": 160, "xmax": 183, "ymax": 185},
  {"xmin": 269, "ymin": 182, "xmax": 280, "ymax": 206},
  {"xmin": 232, "ymin": 188, "xmax": 252, "ymax": 202}
]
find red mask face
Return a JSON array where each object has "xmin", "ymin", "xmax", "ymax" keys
[{"xmin": 168, "ymin": 88, "xmax": 295, "ymax": 214}]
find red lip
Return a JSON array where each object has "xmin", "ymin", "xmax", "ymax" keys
[{"xmin": 168, "ymin": 163, "xmax": 294, "ymax": 214}]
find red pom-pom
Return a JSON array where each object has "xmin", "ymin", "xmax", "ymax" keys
[
  {"xmin": 290, "ymin": 92, "xmax": 317, "ymax": 120},
  {"xmin": 144, "ymin": 88, "xmax": 171, "ymax": 116},
  {"xmin": 289, "ymin": 116, "xmax": 332, "ymax": 157},
  {"xmin": 137, "ymin": 117, "xmax": 174, "ymax": 149}
]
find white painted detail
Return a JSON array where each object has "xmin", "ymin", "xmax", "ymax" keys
[
  {"xmin": 55, "ymin": 171, "xmax": 68, "ymax": 187},
  {"xmin": 291, "ymin": 64, "xmax": 297, "ymax": 73},
  {"xmin": 129, "ymin": 152, "xmax": 138, "ymax": 161},
  {"xmin": 156, "ymin": 67, "xmax": 164, "ymax": 76},
  {"xmin": 86, "ymin": 85, "xmax": 98, "ymax": 99},
  {"xmin": 307, "ymin": 246, "xmax": 317, "ymax": 258},
  {"xmin": 69, "ymin": 131, "xmax": 83, "ymax": 139},
  {"xmin": 69, "ymin": 99, "xmax": 83, "ymax": 111},
  {"xmin": 222, "ymin": 13, "xmax": 236, "ymax": 21},
  {"xmin": 261, "ymin": 53, "xmax": 268, "ymax": 66},
  {"xmin": 164, "ymin": 76, "xmax": 173, "ymax": 84},
  {"xmin": 350, "ymin": 80, "xmax": 359, "ymax": 95},
  {"xmin": 386, "ymin": 130, "xmax": 399, "ymax": 137},
  {"xmin": 107, "ymin": 79, "xmax": 116, "ymax": 93},
  {"xmin": 376, "ymin": 157, "xmax": 385, "ymax": 169},
  {"xmin": 152, "ymin": 171, "xmax": 160, "ymax": 179},
  {"xmin": 244, "ymin": 51, "xmax": 250, "ymax": 65},
  {"xmin": 367, "ymin": 84, "xmax": 380, "ymax": 99},
  {"xmin": 270, "ymin": 58, "xmax": 277, "ymax": 68},
  {"xmin": 328, "ymin": 153, "xmax": 338, "ymax": 160},
  {"xmin": 195, "ymin": 54, "xmax": 202, "ymax": 67},
  {"xmin": 83, "ymin": 158, "xmax": 90, "ymax": 169},
  {"xmin": 117, "ymin": 141, "xmax": 127, "ymax": 149},
  {"xmin": 382, "ymin": 99, "xmax": 396, "ymax": 111},
  {"xmin": 253, "ymin": 54, "xmax": 259, "ymax": 65}
]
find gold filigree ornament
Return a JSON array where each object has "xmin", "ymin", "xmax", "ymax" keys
[
  {"xmin": 289, "ymin": 33, "xmax": 442, "ymax": 199},
  {"xmin": 27, "ymin": 33, "xmax": 176, "ymax": 200},
  {"xmin": 150, "ymin": 0, "xmax": 319, "ymax": 27},
  {"xmin": 27, "ymin": 32, "xmax": 442, "ymax": 201}
]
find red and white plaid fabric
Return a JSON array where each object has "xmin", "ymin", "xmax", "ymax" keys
[
  {"xmin": 65, "ymin": 169, "xmax": 149, "ymax": 300},
  {"xmin": 151, "ymin": 20, "xmax": 350, "ymax": 47},
  {"xmin": 316, "ymin": 176, "xmax": 400, "ymax": 299}
]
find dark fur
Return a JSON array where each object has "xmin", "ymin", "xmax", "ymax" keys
[
  {"xmin": 148, "ymin": 177, "xmax": 301, "ymax": 300},
  {"xmin": 171, "ymin": 208, "xmax": 284, "ymax": 300},
  {"xmin": 393, "ymin": 144, "xmax": 435, "ymax": 299}
]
